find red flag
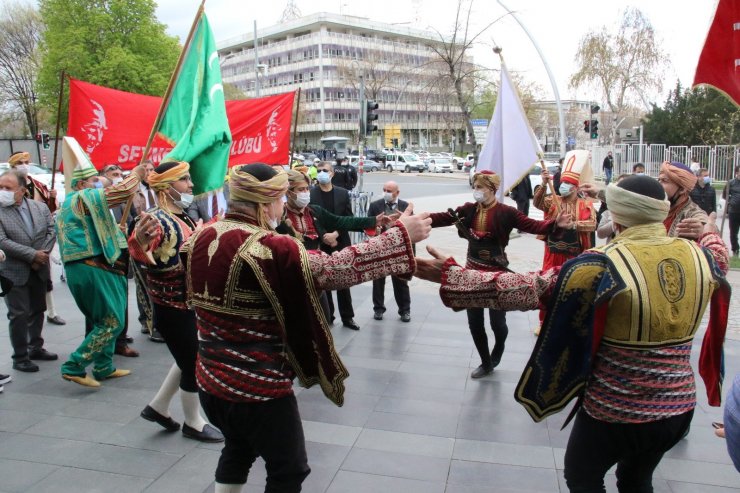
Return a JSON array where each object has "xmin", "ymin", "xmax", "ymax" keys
[
  {"xmin": 66, "ymin": 78, "xmax": 295, "ymax": 169},
  {"xmin": 692, "ymin": 0, "xmax": 740, "ymax": 105}
]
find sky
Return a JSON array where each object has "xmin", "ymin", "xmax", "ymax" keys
[{"xmin": 151, "ymin": 0, "xmax": 717, "ymax": 108}]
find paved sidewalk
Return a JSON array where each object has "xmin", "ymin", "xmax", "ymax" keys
[{"xmin": 0, "ymin": 192, "xmax": 737, "ymax": 492}]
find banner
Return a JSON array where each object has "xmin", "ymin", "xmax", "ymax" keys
[
  {"xmin": 67, "ymin": 78, "xmax": 295, "ymax": 170},
  {"xmin": 692, "ymin": 0, "xmax": 740, "ymax": 106},
  {"xmin": 477, "ymin": 62, "xmax": 542, "ymax": 199}
]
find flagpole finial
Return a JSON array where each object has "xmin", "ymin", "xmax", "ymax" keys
[{"xmin": 493, "ymin": 46, "xmax": 504, "ymax": 63}]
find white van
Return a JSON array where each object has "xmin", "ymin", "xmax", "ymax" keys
[{"xmin": 385, "ymin": 152, "xmax": 426, "ymax": 173}]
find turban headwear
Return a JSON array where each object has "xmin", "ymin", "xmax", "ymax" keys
[
  {"xmin": 473, "ymin": 170, "xmax": 501, "ymax": 190},
  {"xmin": 660, "ymin": 161, "xmax": 696, "ymax": 191},
  {"xmin": 287, "ymin": 169, "xmax": 310, "ymax": 188},
  {"xmin": 606, "ymin": 183, "xmax": 669, "ymax": 227},
  {"xmin": 148, "ymin": 161, "xmax": 190, "ymax": 191},
  {"xmin": 8, "ymin": 152, "xmax": 30, "ymax": 166},
  {"xmin": 229, "ymin": 164, "xmax": 288, "ymax": 204}
]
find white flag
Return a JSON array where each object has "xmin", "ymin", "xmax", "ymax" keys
[{"xmin": 477, "ymin": 62, "xmax": 542, "ymax": 199}]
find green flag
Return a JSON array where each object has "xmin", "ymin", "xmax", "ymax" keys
[{"xmin": 158, "ymin": 13, "xmax": 231, "ymax": 195}]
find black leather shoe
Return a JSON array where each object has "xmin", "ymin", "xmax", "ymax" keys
[
  {"xmin": 125, "ymin": 336, "xmax": 134, "ymax": 343},
  {"xmin": 182, "ymin": 423, "xmax": 224, "ymax": 443},
  {"xmin": 140, "ymin": 405, "xmax": 180, "ymax": 432},
  {"xmin": 46, "ymin": 315, "xmax": 66, "ymax": 325},
  {"xmin": 470, "ymin": 364, "xmax": 493, "ymax": 379},
  {"xmin": 400, "ymin": 312, "xmax": 411, "ymax": 323},
  {"xmin": 13, "ymin": 360, "xmax": 39, "ymax": 372},
  {"xmin": 342, "ymin": 319, "xmax": 360, "ymax": 331},
  {"xmin": 29, "ymin": 348, "xmax": 58, "ymax": 361},
  {"xmin": 373, "ymin": 310, "xmax": 383, "ymax": 321},
  {"xmin": 149, "ymin": 329, "xmax": 165, "ymax": 343},
  {"xmin": 140, "ymin": 326, "xmax": 150, "ymax": 334}
]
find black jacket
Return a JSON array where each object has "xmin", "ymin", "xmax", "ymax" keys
[
  {"xmin": 724, "ymin": 179, "xmax": 740, "ymax": 214},
  {"xmin": 310, "ymin": 185, "xmax": 353, "ymax": 251},
  {"xmin": 367, "ymin": 197, "xmax": 409, "ymax": 229},
  {"xmin": 331, "ymin": 164, "xmax": 357, "ymax": 190},
  {"xmin": 689, "ymin": 182, "xmax": 716, "ymax": 215},
  {"xmin": 510, "ymin": 175, "xmax": 533, "ymax": 202}
]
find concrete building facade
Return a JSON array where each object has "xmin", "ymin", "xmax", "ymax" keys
[{"xmin": 218, "ymin": 12, "xmax": 466, "ymax": 152}]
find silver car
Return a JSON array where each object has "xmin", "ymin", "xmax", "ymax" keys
[{"xmin": 428, "ymin": 157, "xmax": 454, "ymax": 173}]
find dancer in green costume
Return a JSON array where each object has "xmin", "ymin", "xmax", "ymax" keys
[{"xmin": 58, "ymin": 157, "xmax": 148, "ymax": 387}]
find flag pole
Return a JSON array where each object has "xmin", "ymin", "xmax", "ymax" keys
[
  {"xmin": 50, "ymin": 69, "xmax": 66, "ymax": 190},
  {"xmin": 290, "ymin": 88, "xmax": 302, "ymax": 164},
  {"xmin": 140, "ymin": 0, "xmax": 206, "ymax": 165}
]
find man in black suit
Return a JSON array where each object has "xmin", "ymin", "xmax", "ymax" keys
[
  {"xmin": 310, "ymin": 162, "xmax": 360, "ymax": 330},
  {"xmin": 367, "ymin": 181, "xmax": 411, "ymax": 322},
  {"xmin": 186, "ymin": 181, "xmax": 230, "ymax": 223}
]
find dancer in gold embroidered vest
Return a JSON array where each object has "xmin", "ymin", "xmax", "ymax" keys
[
  {"xmin": 185, "ymin": 164, "xmax": 431, "ymax": 493},
  {"xmin": 415, "ymin": 175, "xmax": 730, "ymax": 492}
]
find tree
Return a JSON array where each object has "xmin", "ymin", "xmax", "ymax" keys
[
  {"xmin": 0, "ymin": 2, "xmax": 44, "ymax": 136},
  {"xmin": 37, "ymin": 0, "xmax": 181, "ymax": 128},
  {"xmin": 427, "ymin": 0, "xmax": 506, "ymax": 159},
  {"xmin": 570, "ymin": 8, "xmax": 665, "ymax": 143},
  {"xmin": 642, "ymin": 81, "xmax": 740, "ymax": 147}
]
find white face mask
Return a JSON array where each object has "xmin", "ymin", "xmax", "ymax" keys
[
  {"xmin": 294, "ymin": 191, "xmax": 311, "ymax": 208},
  {"xmin": 174, "ymin": 192, "xmax": 193, "ymax": 209},
  {"xmin": 473, "ymin": 190, "xmax": 487, "ymax": 203},
  {"xmin": 383, "ymin": 191, "xmax": 394, "ymax": 203},
  {"xmin": 0, "ymin": 190, "xmax": 16, "ymax": 207},
  {"xmin": 112, "ymin": 177, "xmax": 123, "ymax": 185},
  {"xmin": 268, "ymin": 217, "xmax": 279, "ymax": 229},
  {"xmin": 14, "ymin": 164, "xmax": 30, "ymax": 175},
  {"xmin": 559, "ymin": 183, "xmax": 575, "ymax": 196}
]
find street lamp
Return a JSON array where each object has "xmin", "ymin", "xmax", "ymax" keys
[{"xmin": 390, "ymin": 80, "xmax": 412, "ymax": 124}]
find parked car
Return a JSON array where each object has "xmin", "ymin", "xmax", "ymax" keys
[
  {"xmin": 454, "ymin": 153, "xmax": 476, "ymax": 170},
  {"xmin": 428, "ymin": 157, "xmax": 454, "ymax": 173},
  {"xmin": 365, "ymin": 149, "xmax": 386, "ymax": 164},
  {"xmin": 385, "ymin": 152, "xmax": 426, "ymax": 173},
  {"xmin": 347, "ymin": 156, "xmax": 382, "ymax": 172}
]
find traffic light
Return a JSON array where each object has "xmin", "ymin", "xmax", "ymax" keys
[
  {"xmin": 41, "ymin": 132, "xmax": 50, "ymax": 150},
  {"xmin": 583, "ymin": 120, "xmax": 591, "ymax": 134},
  {"xmin": 590, "ymin": 104, "xmax": 600, "ymax": 114},
  {"xmin": 590, "ymin": 119, "xmax": 599, "ymax": 139},
  {"xmin": 35, "ymin": 133, "xmax": 42, "ymax": 144},
  {"xmin": 365, "ymin": 100, "xmax": 379, "ymax": 136}
]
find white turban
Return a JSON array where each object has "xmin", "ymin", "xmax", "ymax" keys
[{"xmin": 606, "ymin": 184, "xmax": 670, "ymax": 227}]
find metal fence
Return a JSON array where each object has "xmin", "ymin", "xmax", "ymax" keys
[{"xmin": 591, "ymin": 144, "xmax": 740, "ymax": 182}]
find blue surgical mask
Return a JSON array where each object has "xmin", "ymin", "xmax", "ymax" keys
[
  {"xmin": 559, "ymin": 183, "xmax": 575, "ymax": 196},
  {"xmin": 93, "ymin": 181, "xmax": 104, "ymax": 189},
  {"xmin": 317, "ymin": 171, "xmax": 331, "ymax": 185},
  {"xmin": 703, "ymin": 176, "xmax": 712, "ymax": 185}
]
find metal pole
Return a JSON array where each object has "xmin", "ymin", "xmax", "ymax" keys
[
  {"xmin": 638, "ymin": 124, "xmax": 644, "ymax": 163},
  {"xmin": 497, "ymin": 0, "xmax": 566, "ymax": 156},
  {"xmin": 358, "ymin": 74, "xmax": 365, "ymax": 193},
  {"xmin": 50, "ymin": 70, "xmax": 66, "ymax": 189},
  {"xmin": 254, "ymin": 21, "xmax": 260, "ymax": 98}
]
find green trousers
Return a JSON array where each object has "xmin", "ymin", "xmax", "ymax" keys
[{"xmin": 61, "ymin": 262, "xmax": 127, "ymax": 380}]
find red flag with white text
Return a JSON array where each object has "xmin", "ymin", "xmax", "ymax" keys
[
  {"xmin": 66, "ymin": 78, "xmax": 295, "ymax": 169},
  {"xmin": 692, "ymin": 0, "xmax": 740, "ymax": 105}
]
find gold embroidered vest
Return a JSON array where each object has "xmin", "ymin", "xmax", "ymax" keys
[{"xmin": 594, "ymin": 223, "xmax": 716, "ymax": 348}]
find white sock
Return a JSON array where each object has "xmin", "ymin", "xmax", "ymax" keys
[
  {"xmin": 214, "ymin": 483, "xmax": 243, "ymax": 493},
  {"xmin": 148, "ymin": 363, "xmax": 181, "ymax": 417},
  {"xmin": 45, "ymin": 292, "xmax": 57, "ymax": 318},
  {"xmin": 181, "ymin": 390, "xmax": 208, "ymax": 431}
]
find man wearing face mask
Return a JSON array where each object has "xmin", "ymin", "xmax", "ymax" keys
[
  {"xmin": 658, "ymin": 161, "xmax": 708, "ymax": 239},
  {"xmin": 127, "ymin": 161, "xmax": 223, "ymax": 442},
  {"xmin": 0, "ymin": 170, "xmax": 57, "ymax": 373},
  {"xmin": 7, "ymin": 152, "xmax": 58, "ymax": 213},
  {"xmin": 185, "ymin": 164, "xmax": 431, "ymax": 493},
  {"xmin": 8, "ymin": 152, "xmax": 66, "ymax": 327},
  {"xmin": 690, "ymin": 168, "xmax": 717, "ymax": 216},
  {"xmin": 57, "ymin": 158, "xmax": 148, "ymax": 387},
  {"xmin": 310, "ymin": 162, "xmax": 362, "ymax": 330},
  {"xmin": 367, "ymin": 181, "xmax": 413, "ymax": 322},
  {"xmin": 279, "ymin": 169, "xmax": 382, "ymax": 321},
  {"xmin": 428, "ymin": 170, "xmax": 573, "ymax": 378},
  {"xmin": 535, "ymin": 155, "xmax": 597, "ymax": 273}
]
